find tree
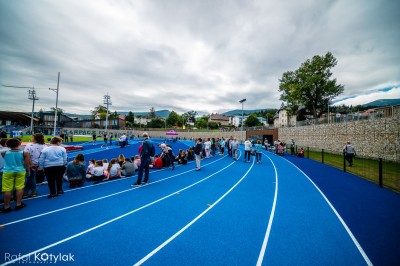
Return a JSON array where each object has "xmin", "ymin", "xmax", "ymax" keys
[
  {"xmin": 148, "ymin": 118, "xmax": 164, "ymax": 128},
  {"xmin": 149, "ymin": 107, "xmax": 156, "ymax": 119},
  {"xmin": 278, "ymin": 52, "xmax": 344, "ymax": 120},
  {"xmin": 110, "ymin": 110, "xmax": 119, "ymax": 118},
  {"xmin": 245, "ymin": 114, "xmax": 261, "ymax": 127},
  {"xmin": 166, "ymin": 111, "xmax": 181, "ymax": 127},
  {"xmin": 91, "ymin": 105, "xmax": 108, "ymax": 119},
  {"xmin": 125, "ymin": 111, "xmax": 135, "ymax": 124},
  {"xmin": 182, "ymin": 111, "xmax": 198, "ymax": 124},
  {"xmin": 195, "ymin": 116, "xmax": 209, "ymax": 129}
]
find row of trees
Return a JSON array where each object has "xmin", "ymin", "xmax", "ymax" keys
[{"xmin": 89, "ymin": 105, "xmax": 278, "ymax": 129}]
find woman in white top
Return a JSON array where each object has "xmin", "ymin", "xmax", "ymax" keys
[
  {"xmin": 23, "ymin": 133, "xmax": 46, "ymax": 198},
  {"xmin": 38, "ymin": 137, "xmax": 67, "ymax": 198},
  {"xmin": 204, "ymin": 138, "xmax": 212, "ymax": 158}
]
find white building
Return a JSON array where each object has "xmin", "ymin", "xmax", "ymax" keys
[
  {"xmin": 230, "ymin": 115, "xmax": 248, "ymax": 127},
  {"xmin": 273, "ymin": 109, "xmax": 296, "ymax": 127}
]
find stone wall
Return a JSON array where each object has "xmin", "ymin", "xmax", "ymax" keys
[{"xmin": 278, "ymin": 112, "xmax": 400, "ymax": 162}]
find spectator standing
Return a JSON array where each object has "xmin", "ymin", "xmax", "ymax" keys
[
  {"xmin": 0, "ymin": 138, "xmax": 31, "ymax": 213},
  {"xmin": 343, "ymin": 141, "xmax": 357, "ymax": 167},
  {"xmin": 255, "ymin": 140, "xmax": 263, "ymax": 164},
  {"xmin": 102, "ymin": 132, "xmax": 108, "ymax": 148},
  {"xmin": 0, "ymin": 138, "xmax": 9, "ymax": 203},
  {"xmin": 133, "ymin": 132, "xmax": 153, "ymax": 186},
  {"xmin": 38, "ymin": 137, "xmax": 67, "ymax": 199},
  {"xmin": 194, "ymin": 138, "xmax": 203, "ymax": 171},
  {"xmin": 230, "ymin": 137, "xmax": 239, "ymax": 161},
  {"xmin": 92, "ymin": 133, "xmax": 97, "ymax": 145},
  {"xmin": 244, "ymin": 138, "xmax": 252, "ymax": 162},
  {"xmin": 204, "ymin": 138, "xmax": 212, "ymax": 158},
  {"xmin": 23, "ymin": 133, "xmax": 46, "ymax": 198},
  {"xmin": 109, "ymin": 132, "xmax": 113, "ymax": 146},
  {"xmin": 290, "ymin": 139, "xmax": 295, "ymax": 155}
]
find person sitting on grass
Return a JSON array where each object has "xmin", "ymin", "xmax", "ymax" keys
[
  {"xmin": 0, "ymin": 138, "xmax": 31, "ymax": 213},
  {"xmin": 66, "ymin": 153, "xmax": 86, "ymax": 188},
  {"xmin": 297, "ymin": 148, "xmax": 305, "ymax": 158},
  {"xmin": 104, "ymin": 158, "xmax": 121, "ymax": 180}
]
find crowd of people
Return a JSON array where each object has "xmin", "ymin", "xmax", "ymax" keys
[{"xmin": 0, "ymin": 131, "xmax": 318, "ymax": 214}]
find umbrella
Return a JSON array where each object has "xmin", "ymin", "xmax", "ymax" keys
[{"xmin": 166, "ymin": 130, "xmax": 179, "ymax": 136}]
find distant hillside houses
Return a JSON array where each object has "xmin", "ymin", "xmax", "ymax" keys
[
  {"xmin": 274, "ymin": 109, "xmax": 296, "ymax": 127},
  {"xmin": 209, "ymin": 114, "xmax": 268, "ymax": 127}
]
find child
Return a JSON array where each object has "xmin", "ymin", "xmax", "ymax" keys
[
  {"xmin": 133, "ymin": 155, "xmax": 141, "ymax": 169},
  {"xmin": 1, "ymin": 138, "xmax": 31, "ymax": 213},
  {"xmin": 104, "ymin": 158, "xmax": 121, "ymax": 180},
  {"xmin": 86, "ymin": 159, "xmax": 95, "ymax": 179},
  {"xmin": 91, "ymin": 160, "xmax": 105, "ymax": 183},
  {"xmin": 254, "ymin": 140, "xmax": 263, "ymax": 164},
  {"xmin": 102, "ymin": 159, "xmax": 109, "ymax": 176}
]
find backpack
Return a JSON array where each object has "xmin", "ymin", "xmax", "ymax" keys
[{"xmin": 149, "ymin": 143, "xmax": 156, "ymax": 157}]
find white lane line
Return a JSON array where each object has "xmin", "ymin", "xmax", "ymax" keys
[
  {"xmin": 279, "ymin": 155, "xmax": 373, "ymax": 266},
  {"xmin": 133, "ymin": 155, "xmax": 253, "ymax": 266},
  {"xmin": 256, "ymin": 152, "xmax": 278, "ymax": 266},
  {"xmin": 0, "ymin": 156, "xmax": 229, "ymax": 227},
  {"xmin": 1, "ymin": 159, "xmax": 237, "ymax": 266}
]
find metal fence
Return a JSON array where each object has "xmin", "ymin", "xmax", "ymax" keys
[
  {"xmin": 296, "ymin": 105, "xmax": 400, "ymax": 127},
  {"xmin": 287, "ymin": 146, "xmax": 400, "ymax": 193}
]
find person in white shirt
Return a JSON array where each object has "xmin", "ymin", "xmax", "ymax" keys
[
  {"xmin": 23, "ymin": 133, "xmax": 46, "ymax": 198},
  {"xmin": 119, "ymin": 134, "xmax": 127, "ymax": 148},
  {"xmin": 38, "ymin": 137, "xmax": 67, "ymax": 198},
  {"xmin": 230, "ymin": 138, "xmax": 239, "ymax": 161},
  {"xmin": 343, "ymin": 141, "xmax": 357, "ymax": 167},
  {"xmin": 204, "ymin": 138, "xmax": 212, "ymax": 158},
  {"xmin": 244, "ymin": 138, "xmax": 252, "ymax": 163}
]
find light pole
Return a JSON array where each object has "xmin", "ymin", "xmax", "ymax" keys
[
  {"xmin": 239, "ymin": 98, "xmax": 246, "ymax": 143},
  {"xmin": 103, "ymin": 93, "xmax": 112, "ymax": 130},
  {"xmin": 49, "ymin": 72, "xmax": 60, "ymax": 136},
  {"xmin": 2, "ymin": 85, "xmax": 39, "ymax": 134}
]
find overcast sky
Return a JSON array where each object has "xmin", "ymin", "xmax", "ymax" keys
[{"xmin": 0, "ymin": 0, "xmax": 399, "ymax": 115}]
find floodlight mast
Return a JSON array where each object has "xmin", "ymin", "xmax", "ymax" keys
[
  {"xmin": 2, "ymin": 85, "xmax": 39, "ymax": 134},
  {"xmin": 103, "ymin": 93, "xmax": 112, "ymax": 130},
  {"xmin": 239, "ymin": 98, "xmax": 246, "ymax": 143},
  {"xmin": 49, "ymin": 72, "xmax": 61, "ymax": 136}
]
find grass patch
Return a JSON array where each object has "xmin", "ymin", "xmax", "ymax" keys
[{"xmin": 303, "ymin": 149, "xmax": 400, "ymax": 193}]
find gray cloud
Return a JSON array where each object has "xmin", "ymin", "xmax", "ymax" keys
[{"xmin": 1, "ymin": 0, "xmax": 399, "ymax": 115}]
